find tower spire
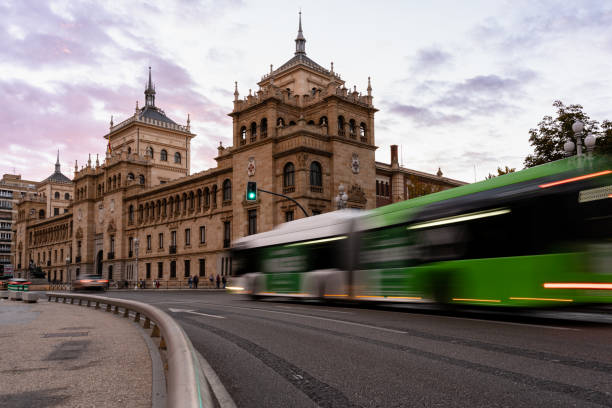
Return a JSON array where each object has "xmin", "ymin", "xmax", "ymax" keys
[
  {"xmin": 144, "ymin": 66, "xmax": 156, "ymax": 108},
  {"xmin": 55, "ymin": 150, "xmax": 60, "ymax": 173},
  {"xmin": 295, "ymin": 11, "xmax": 306, "ymax": 55}
]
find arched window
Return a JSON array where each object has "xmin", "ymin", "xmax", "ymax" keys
[
  {"xmin": 156, "ymin": 200, "xmax": 161, "ymax": 218},
  {"xmin": 127, "ymin": 173, "xmax": 134, "ymax": 181},
  {"xmin": 310, "ymin": 162, "xmax": 322, "ymax": 187},
  {"xmin": 250, "ymin": 122, "xmax": 257, "ymax": 141},
  {"xmin": 139, "ymin": 175, "xmax": 145, "ymax": 185},
  {"xmin": 182, "ymin": 193, "xmax": 187, "ymax": 213},
  {"xmin": 174, "ymin": 152, "xmax": 181, "ymax": 164},
  {"xmin": 175, "ymin": 195, "xmax": 180, "ymax": 214},
  {"xmin": 349, "ymin": 119, "xmax": 356, "ymax": 138},
  {"xmin": 222, "ymin": 179, "xmax": 232, "ymax": 201},
  {"xmin": 360, "ymin": 122, "xmax": 367, "ymax": 140},
  {"xmin": 168, "ymin": 197, "xmax": 174, "ymax": 216},
  {"xmin": 189, "ymin": 191, "xmax": 194, "ymax": 210},
  {"xmin": 277, "ymin": 118, "xmax": 285, "ymax": 127},
  {"xmin": 39, "ymin": 209, "xmax": 45, "ymax": 218},
  {"xmin": 160, "ymin": 149, "xmax": 168, "ymax": 161},
  {"xmin": 146, "ymin": 146, "xmax": 154, "ymax": 158},
  {"xmin": 338, "ymin": 116, "xmax": 345, "ymax": 136},
  {"xmin": 385, "ymin": 182, "xmax": 389, "ymax": 197},
  {"xmin": 127, "ymin": 146, "xmax": 132, "ymax": 155},
  {"xmin": 128, "ymin": 205, "xmax": 134, "ymax": 223},
  {"xmin": 162, "ymin": 198, "xmax": 167, "ymax": 216},
  {"xmin": 64, "ymin": 193, "xmax": 70, "ymax": 200},
  {"xmin": 212, "ymin": 185, "xmax": 217, "ymax": 207},
  {"xmin": 283, "ymin": 162, "xmax": 295, "ymax": 187},
  {"xmin": 260, "ymin": 118, "xmax": 268, "ymax": 137},
  {"xmin": 197, "ymin": 189, "xmax": 202, "ymax": 210},
  {"xmin": 138, "ymin": 205, "xmax": 143, "ymax": 221},
  {"xmin": 289, "ymin": 120, "xmax": 296, "ymax": 126},
  {"xmin": 240, "ymin": 126, "xmax": 247, "ymax": 145},
  {"xmin": 319, "ymin": 116, "xmax": 328, "ymax": 126},
  {"xmin": 204, "ymin": 187, "xmax": 210, "ymax": 207},
  {"xmin": 113, "ymin": 175, "xmax": 117, "ymax": 189},
  {"xmin": 53, "ymin": 191, "xmax": 59, "ymax": 199},
  {"xmin": 376, "ymin": 180, "xmax": 380, "ymax": 196}
]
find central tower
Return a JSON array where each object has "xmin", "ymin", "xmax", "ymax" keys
[{"xmin": 222, "ymin": 13, "xmax": 378, "ymax": 235}]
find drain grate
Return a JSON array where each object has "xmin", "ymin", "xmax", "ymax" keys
[{"xmin": 42, "ymin": 332, "xmax": 89, "ymax": 338}]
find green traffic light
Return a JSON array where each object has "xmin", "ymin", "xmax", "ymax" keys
[{"xmin": 248, "ymin": 192, "xmax": 256, "ymax": 200}]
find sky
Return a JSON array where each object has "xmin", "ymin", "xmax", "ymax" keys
[{"xmin": 2, "ymin": 0, "xmax": 612, "ymax": 182}]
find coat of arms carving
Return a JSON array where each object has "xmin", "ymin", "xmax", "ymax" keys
[
  {"xmin": 351, "ymin": 153, "xmax": 360, "ymax": 174},
  {"xmin": 247, "ymin": 157, "xmax": 256, "ymax": 177}
]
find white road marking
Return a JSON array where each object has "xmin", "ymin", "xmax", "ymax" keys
[
  {"xmin": 205, "ymin": 303, "xmax": 408, "ymax": 334},
  {"xmin": 275, "ymin": 305, "xmax": 352, "ymax": 314},
  {"xmin": 168, "ymin": 308, "xmax": 225, "ymax": 319}
]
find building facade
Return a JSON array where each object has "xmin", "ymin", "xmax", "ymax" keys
[{"xmin": 13, "ymin": 17, "xmax": 464, "ymax": 283}]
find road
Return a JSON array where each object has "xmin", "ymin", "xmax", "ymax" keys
[{"xmin": 106, "ymin": 291, "xmax": 612, "ymax": 407}]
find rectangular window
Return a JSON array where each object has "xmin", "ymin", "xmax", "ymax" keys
[
  {"xmin": 185, "ymin": 229, "xmax": 191, "ymax": 246},
  {"xmin": 147, "ymin": 235, "xmax": 152, "ymax": 250},
  {"xmin": 110, "ymin": 235, "xmax": 115, "ymax": 253},
  {"xmin": 223, "ymin": 221, "xmax": 231, "ymax": 248},
  {"xmin": 54, "ymin": 250, "xmax": 57, "ymax": 262},
  {"xmin": 200, "ymin": 226, "xmax": 206, "ymax": 244},
  {"xmin": 199, "ymin": 258, "xmax": 205, "ymax": 277},
  {"xmin": 171, "ymin": 231, "xmax": 177, "ymax": 246},
  {"xmin": 184, "ymin": 259, "xmax": 190, "ymax": 278},
  {"xmin": 248, "ymin": 210, "xmax": 257, "ymax": 235},
  {"xmin": 54, "ymin": 207, "xmax": 59, "ymax": 216},
  {"xmin": 170, "ymin": 260, "xmax": 176, "ymax": 278},
  {"xmin": 285, "ymin": 211, "xmax": 294, "ymax": 222},
  {"xmin": 158, "ymin": 233, "xmax": 164, "ymax": 249},
  {"xmin": 157, "ymin": 262, "xmax": 163, "ymax": 279},
  {"xmin": 129, "ymin": 237, "xmax": 133, "ymax": 252},
  {"xmin": 60, "ymin": 248, "xmax": 63, "ymax": 261},
  {"xmin": 77, "ymin": 240, "xmax": 82, "ymax": 257},
  {"xmin": 146, "ymin": 263, "xmax": 151, "ymax": 279}
]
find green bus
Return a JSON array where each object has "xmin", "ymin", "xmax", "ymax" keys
[{"xmin": 230, "ymin": 156, "xmax": 612, "ymax": 307}]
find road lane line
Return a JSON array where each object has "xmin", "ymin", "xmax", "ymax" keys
[
  {"xmin": 201, "ymin": 303, "xmax": 407, "ymax": 334},
  {"xmin": 169, "ymin": 308, "xmax": 226, "ymax": 319}
]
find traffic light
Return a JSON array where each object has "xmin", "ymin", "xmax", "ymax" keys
[{"xmin": 246, "ymin": 181, "xmax": 257, "ymax": 201}]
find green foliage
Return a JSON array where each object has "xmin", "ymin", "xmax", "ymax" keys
[
  {"xmin": 524, "ymin": 100, "xmax": 612, "ymax": 167},
  {"xmin": 485, "ymin": 166, "xmax": 516, "ymax": 179},
  {"xmin": 408, "ymin": 175, "xmax": 443, "ymax": 198}
]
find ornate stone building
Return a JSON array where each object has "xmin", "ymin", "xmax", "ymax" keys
[{"xmin": 13, "ymin": 16, "xmax": 464, "ymax": 283}]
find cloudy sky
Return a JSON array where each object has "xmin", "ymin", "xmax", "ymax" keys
[{"xmin": 2, "ymin": 0, "xmax": 612, "ymax": 182}]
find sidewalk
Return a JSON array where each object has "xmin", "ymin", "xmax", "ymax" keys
[{"xmin": 0, "ymin": 297, "xmax": 152, "ymax": 408}]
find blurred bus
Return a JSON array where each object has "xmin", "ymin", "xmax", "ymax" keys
[{"xmin": 231, "ymin": 156, "xmax": 612, "ymax": 307}]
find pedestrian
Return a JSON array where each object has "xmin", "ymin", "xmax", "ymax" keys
[
  {"xmin": 209, "ymin": 275, "xmax": 213, "ymax": 287},
  {"xmin": 193, "ymin": 274, "xmax": 199, "ymax": 289},
  {"xmin": 188, "ymin": 276, "xmax": 193, "ymax": 289},
  {"xmin": 216, "ymin": 274, "xmax": 220, "ymax": 289},
  {"xmin": 221, "ymin": 275, "xmax": 226, "ymax": 289}
]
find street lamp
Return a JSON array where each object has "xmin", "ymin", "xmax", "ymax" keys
[
  {"xmin": 335, "ymin": 185, "xmax": 348, "ymax": 210},
  {"xmin": 134, "ymin": 238, "xmax": 139, "ymax": 288},
  {"xmin": 66, "ymin": 257, "xmax": 70, "ymax": 286},
  {"xmin": 565, "ymin": 120, "xmax": 596, "ymax": 157}
]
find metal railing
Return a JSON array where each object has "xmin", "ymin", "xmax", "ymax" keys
[{"xmin": 46, "ymin": 292, "xmax": 213, "ymax": 408}]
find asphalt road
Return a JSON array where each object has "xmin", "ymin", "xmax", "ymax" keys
[{"xmin": 105, "ymin": 291, "xmax": 612, "ymax": 407}]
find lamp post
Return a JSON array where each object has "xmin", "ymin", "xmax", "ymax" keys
[
  {"xmin": 134, "ymin": 238, "xmax": 139, "ymax": 289},
  {"xmin": 335, "ymin": 185, "xmax": 348, "ymax": 210},
  {"xmin": 66, "ymin": 257, "xmax": 71, "ymax": 287},
  {"xmin": 565, "ymin": 120, "xmax": 596, "ymax": 157}
]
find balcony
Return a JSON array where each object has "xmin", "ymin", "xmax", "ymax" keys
[
  {"xmin": 282, "ymin": 186, "xmax": 295, "ymax": 194},
  {"xmin": 17, "ymin": 263, "xmax": 21, "ymax": 269},
  {"xmin": 75, "ymin": 256, "xmax": 81, "ymax": 263},
  {"xmin": 310, "ymin": 186, "xmax": 323, "ymax": 193},
  {"xmin": 169, "ymin": 245, "xmax": 176, "ymax": 254},
  {"xmin": 108, "ymin": 252, "xmax": 115, "ymax": 260}
]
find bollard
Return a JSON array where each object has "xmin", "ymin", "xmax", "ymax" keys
[
  {"xmin": 63, "ymin": 297, "xmax": 67, "ymax": 303},
  {"xmin": 123, "ymin": 308, "xmax": 130, "ymax": 318},
  {"xmin": 144, "ymin": 317, "xmax": 151, "ymax": 329},
  {"xmin": 55, "ymin": 296, "xmax": 59, "ymax": 302},
  {"xmin": 113, "ymin": 305, "xmax": 119, "ymax": 315},
  {"xmin": 134, "ymin": 312, "xmax": 141, "ymax": 323},
  {"xmin": 106, "ymin": 304, "xmax": 111, "ymax": 312},
  {"xmin": 151, "ymin": 325, "xmax": 160, "ymax": 338},
  {"xmin": 95, "ymin": 301, "xmax": 100, "ymax": 309},
  {"xmin": 86, "ymin": 300, "xmax": 91, "ymax": 307},
  {"xmin": 159, "ymin": 336, "xmax": 167, "ymax": 350}
]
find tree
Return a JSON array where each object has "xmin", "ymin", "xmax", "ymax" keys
[{"xmin": 486, "ymin": 166, "xmax": 516, "ymax": 179}]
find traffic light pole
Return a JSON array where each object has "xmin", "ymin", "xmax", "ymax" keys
[{"xmin": 256, "ymin": 188, "xmax": 309, "ymax": 217}]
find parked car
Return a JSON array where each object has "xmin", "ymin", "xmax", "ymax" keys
[{"xmin": 72, "ymin": 275, "xmax": 108, "ymax": 291}]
